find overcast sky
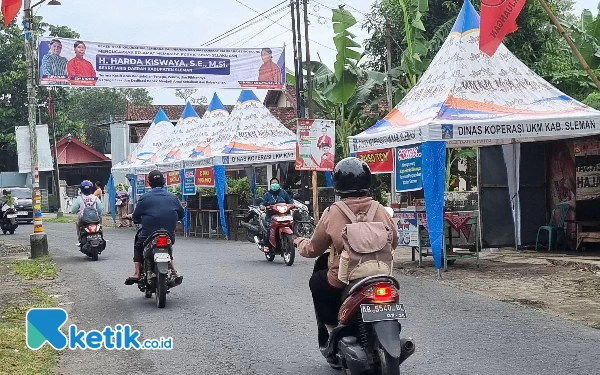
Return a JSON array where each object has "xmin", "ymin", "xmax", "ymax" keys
[{"xmin": 33, "ymin": 0, "xmax": 600, "ymax": 108}]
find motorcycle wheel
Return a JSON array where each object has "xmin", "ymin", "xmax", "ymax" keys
[
  {"xmin": 265, "ymin": 252, "xmax": 275, "ymax": 262},
  {"xmin": 2, "ymin": 230, "xmax": 6, "ymax": 235},
  {"xmin": 373, "ymin": 346, "xmax": 400, "ymax": 375},
  {"xmin": 9, "ymin": 230, "xmax": 14, "ymax": 235},
  {"xmin": 246, "ymin": 216, "xmax": 260, "ymax": 243},
  {"xmin": 156, "ymin": 272, "xmax": 167, "ymax": 308},
  {"xmin": 90, "ymin": 246, "xmax": 99, "ymax": 261},
  {"xmin": 294, "ymin": 222, "xmax": 315, "ymax": 238},
  {"xmin": 282, "ymin": 233, "xmax": 295, "ymax": 266}
]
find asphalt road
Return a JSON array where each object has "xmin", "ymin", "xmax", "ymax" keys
[{"xmin": 8, "ymin": 223, "xmax": 600, "ymax": 375}]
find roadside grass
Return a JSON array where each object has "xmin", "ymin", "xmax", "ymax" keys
[
  {"xmin": 11, "ymin": 256, "xmax": 59, "ymax": 280},
  {"xmin": 44, "ymin": 216, "xmax": 75, "ymax": 223},
  {"xmin": 0, "ymin": 288, "xmax": 58, "ymax": 375}
]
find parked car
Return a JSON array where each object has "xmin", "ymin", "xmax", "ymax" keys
[{"xmin": 7, "ymin": 187, "xmax": 33, "ymax": 224}]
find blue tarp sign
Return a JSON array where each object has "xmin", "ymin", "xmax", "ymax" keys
[
  {"xmin": 395, "ymin": 145, "xmax": 423, "ymax": 192},
  {"xmin": 182, "ymin": 169, "xmax": 196, "ymax": 196},
  {"xmin": 136, "ymin": 175, "xmax": 146, "ymax": 195}
]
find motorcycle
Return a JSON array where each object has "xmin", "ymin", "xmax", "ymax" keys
[
  {"xmin": 77, "ymin": 216, "xmax": 106, "ymax": 261},
  {"xmin": 241, "ymin": 198, "xmax": 296, "ymax": 266},
  {"xmin": 292, "ymin": 199, "xmax": 315, "ymax": 238},
  {"xmin": 136, "ymin": 229, "xmax": 182, "ymax": 308},
  {"xmin": 1, "ymin": 204, "xmax": 18, "ymax": 235},
  {"xmin": 312, "ymin": 253, "xmax": 415, "ymax": 374}
]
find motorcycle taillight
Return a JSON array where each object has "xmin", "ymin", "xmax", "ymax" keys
[
  {"xmin": 155, "ymin": 235, "xmax": 169, "ymax": 247},
  {"xmin": 86, "ymin": 224, "xmax": 97, "ymax": 233},
  {"xmin": 363, "ymin": 283, "xmax": 398, "ymax": 303}
]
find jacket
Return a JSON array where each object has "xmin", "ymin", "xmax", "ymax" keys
[
  {"xmin": 296, "ymin": 196, "xmax": 399, "ymax": 289},
  {"xmin": 262, "ymin": 189, "xmax": 293, "ymax": 206},
  {"xmin": 132, "ymin": 188, "xmax": 184, "ymax": 239}
]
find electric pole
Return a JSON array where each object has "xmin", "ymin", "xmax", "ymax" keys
[
  {"xmin": 385, "ymin": 17, "xmax": 397, "ymax": 204},
  {"xmin": 24, "ymin": 0, "xmax": 49, "ymax": 257}
]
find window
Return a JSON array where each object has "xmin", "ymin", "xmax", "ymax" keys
[{"xmin": 47, "ymin": 175, "xmax": 54, "ymax": 195}]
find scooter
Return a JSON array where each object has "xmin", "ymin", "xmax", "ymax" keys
[
  {"xmin": 1, "ymin": 204, "xmax": 18, "ymax": 235},
  {"xmin": 292, "ymin": 199, "xmax": 315, "ymax": 238},
  {"xmin": 78, "ymin": 218, "xmax": 106, "ymax": 261}
]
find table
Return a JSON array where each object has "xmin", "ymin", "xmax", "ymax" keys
[
  {"xmin": 575, "ymin": 220, "xmax": 600, "ymax": 251},
  {"xmin": 187, "ymin": 209, "xmax": 234, "ymax": 239}
]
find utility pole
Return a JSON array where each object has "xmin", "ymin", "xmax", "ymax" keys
[
  {"xmin": 302, "ymin": 0, "xmax": 319, "ymax": 222},
  {"xmin": 23, "ymin": 0, "xmax": 49, "ymax": 257},
  {"xmin": 48, "ymin": 90, "xmax": 63, "ymax": 217},
  {"xmin": 385, "ymin": 17, "xmax": 397, "ymax": 205}
]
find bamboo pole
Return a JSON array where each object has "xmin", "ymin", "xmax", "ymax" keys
[{"xmin": 538, "ymin": 0, "xmax": 600, "ymax": 91}]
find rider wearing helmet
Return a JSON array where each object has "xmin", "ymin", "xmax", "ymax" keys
[
  {"xmin": 124, "ymin": 170, "xmax": 184, "ymax": 286},
  {"xmin": 1, "ymin": 189, "xmax": 14, "ymax": 213},
  {"xmin": 294, "ymin": 157, "xmax": 398, "ymax": 337},
  {"xmin": 71, "ymin": 180, "xmax": 104, "ymax": 239}
]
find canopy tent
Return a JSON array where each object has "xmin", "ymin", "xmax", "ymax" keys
[
  {"xmin": 349, "ymin": 0, "xmax": 600, "ymax": 272},
  {"xmin": 111, "ymin": 108, "xmax": 175, "ymax": 174}
]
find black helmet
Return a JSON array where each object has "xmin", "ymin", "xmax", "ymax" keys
[
  {"xmin": 148, "ymin": 170, "xmax": 165, "ymax": 188},
  {"xmin": 333, "ymin": 157, "xmax": 371, "ymax": 195},
  {"xmin": 2, "ymin": 189, "xmax": 9, "ymax": 195}
]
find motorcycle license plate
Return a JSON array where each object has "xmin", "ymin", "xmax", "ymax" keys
[
  {"xmin": 274, "ymin": 215, "xmax": 293, "ymax": 221},
  {"xmin": 154, "ymin": 253, "xmax": 170, "ymax": 262},
  {"xmin": 360, "ymin": 303, "xmax": 407, "ymax": 323},
  {"xmin": 6, "ymin": 214, "xmax": 17, "ymax": 218},
  {"xmin": 17, "ymin": 211, "xmax": 28, "ymax": 216},
  {"xmin": 87, "ymin": 234, "xmax": 101, "ymax": 239}
]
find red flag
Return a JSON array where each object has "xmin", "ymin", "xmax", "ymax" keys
[
  {"xmin": 1, "ymin": 0, "xmax": 22, "ymax": 28},
  {"xmin": 479, "ymin": 0, "xmax": 527, "ymax": 56}
]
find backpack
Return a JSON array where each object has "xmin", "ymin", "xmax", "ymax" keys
[
  {"xmin": 331, "ymin": 200, "xmax": 394, "ymax": 284},
  {"xmin": 79, "ymin": 195, "xmax": 99, "ymax": 223}
]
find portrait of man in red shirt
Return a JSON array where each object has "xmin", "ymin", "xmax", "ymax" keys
[
  {"xmin": 66, "ymin": 41, "xmax": 97, "ymax": 86},
  {"xmin": 317, "ymin": 126, "xmax": 332, "ymax": 151},
  {"xmin": 319, "ymin": 144, "xmax": 334, "ymax": 170},
  {"xmin": 257, "ymin": 48, "xmax": 281, "ymax": 84}
]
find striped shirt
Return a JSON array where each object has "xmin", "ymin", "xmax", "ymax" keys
[{"xmin": 41, "ymin": 54, "xmax": 68, "ymax": 76}]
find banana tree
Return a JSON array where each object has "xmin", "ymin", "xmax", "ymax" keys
[
  {"xmin": 445, "ymin": 148, "xmax": 477, "ymax": 191},
  {"xmin": 561, "ymin": 5, "xmax": 600, "ymax": 69}
]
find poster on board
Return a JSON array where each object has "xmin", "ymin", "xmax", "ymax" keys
[
  {"xmin": 395, "ymin": 145, "xmax": 423, "ymax": 192},
  {"xmin": 15, "ymin": 125, "xmax": 54, "ymax": 173},
  {"xmin": 355, "ymin": 148, "xmax": 394, "ymax": 174},
  {"xmin": 295, "ymin": 119, "xmax": 336, "ymax": 171},
  {"xmin": 182, "ymin": 169, "xmax": 196, "ymax": 195},
  {"xmin": 37, "ymin": 37, "xmax": 285, "ymax": 89},
  {"xmin": 393, "ymin": 209, "xmax": 420, "ymax": 247}
]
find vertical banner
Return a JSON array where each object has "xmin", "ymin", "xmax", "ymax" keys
[
  {"xmin": 195, "ymin": 167, "xmax": 215, "ymax": 187},
  {"xmin": 295, "ymin": 119, "xmax": 336, "ymax": 171},
  {"xmin": 395, "ymin": 145, "xmax": 423, "ymax": 192},
  {"xmin": 136, "ymin": 175, "xmax": 146, "ymax": 195},
  {"xmin": 15, "ymin": 124, "xmax": 55, "ymax": 173},
  {"xmin": 213, "ymin": 165, "xmax": 229, "ymax": 240},
  {"xmin": 37, "ymin": 37, "xmax": 285, "ymax": 89},
  {"xmin": 356, "ymin": 148, "xmax": 394, "ymax": 174},
  {"xmin": 167, "ymin": 171, "xmax": 181, "ymax": 186},
  {"xmin": 182, "ymin": 169, "xmax": 196, "ymax": 196},
  {"xmin": 393, "ymin": 209, "xmax": 420, "ymax": 247}
]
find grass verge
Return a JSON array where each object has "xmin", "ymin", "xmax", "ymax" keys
[
  {"xmin": 44, "ymin": 216, "xmax": 75, "ymax": 223},
  {"xmin": 0, "ymin": 288, "xmax": 58, "ymax": 375},
  {"xmin": 11, "ymin": 256, "xmax": 59, "ymax": 280}
]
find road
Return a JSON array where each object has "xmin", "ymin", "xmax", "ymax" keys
[{"xmin": 9, "ymin": 223, "xmax": 600, "ymax": 375}]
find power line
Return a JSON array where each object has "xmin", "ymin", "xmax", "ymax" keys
[
  {"xmin": 224, "ymin": 7, "xmax": 289, "ymax": 47},
  {"xmin": 200, "ymin": 1, "xmax": 287, "ymax": 46},
  {"xmin": 236, "ymin": 12, "xmax": 289, "ymax": 47}
]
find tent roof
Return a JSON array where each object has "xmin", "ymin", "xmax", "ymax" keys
[{"xmin": 349, "ymin": 0, "xmax": 600, "ymax": 153}]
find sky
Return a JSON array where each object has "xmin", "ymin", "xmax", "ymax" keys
[{"xmin": 31, "ymin": 0, "xmax": 600, "ymax": 108}]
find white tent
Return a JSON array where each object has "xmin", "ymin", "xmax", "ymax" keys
[
  {"xmin": 349, "ymin": 0, "xmax": 600, "ymax": 154},
  {"xmin": 111, "ymin": 108, "xmax": 175, "ymax": 174},
  {"xmin": 349, "ymin": 0, "xmax": 600, "ymax": 270}
]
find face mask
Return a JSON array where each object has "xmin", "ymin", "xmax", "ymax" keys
[{"xmin": 270, "ymin": 183, "xmax": 280, "ymax": 191}]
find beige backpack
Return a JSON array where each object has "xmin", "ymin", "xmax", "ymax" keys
[{"xmin": 331, "ymin": 200, "xmax": 394, "ymax": 284}]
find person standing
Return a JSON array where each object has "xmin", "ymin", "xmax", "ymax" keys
[{"xmin": 115, "ymin": 184, "xmax": 130, "ymax": 228}]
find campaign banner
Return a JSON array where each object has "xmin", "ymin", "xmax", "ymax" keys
[
  {"xmin": 167, "ymin": 171, "xmax": 181, "ymax": 186},
  {"xmin": 15, "ymin": 124, "xmax": 54, "ymax": 173},
  {"xmin": 295, "ymin": 119, "xmax": 336, "ymax": 171},
  {"xmin": 182, "ymin": 169, "xmax": 196, "ymax": 196},
  {"xmin": 393, "ymin": 209, "xmax": 419, "ymax": 247},
  {"xmin": 576, "ymin": 156, "xmax": 600, "ymax": 200},
  {"xmin": 136, "ymin": 175, "xmax": 146, "ymax": 195},
  {"xmin": 395, "ymin": 145, "xmax": 423, "ymax": 192},
  {"xmin": 195, "ymin": 167, "xmax": 215, "ymax": 187},
  {"xmin": 37, "ymin": 37, "xmax": 285, "ymax": 89},
  {"xmin": 355, "ymin": 148, "xmax": 393, "ymax": 174}
]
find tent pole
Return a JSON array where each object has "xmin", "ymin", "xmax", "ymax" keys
[
  {"xmin": 512, "ymin": 139, "xmax": 519, "ymax": 252},
  {"xmin": 538, "ymin": 0, "xmax": 600, "ymax": 91}
]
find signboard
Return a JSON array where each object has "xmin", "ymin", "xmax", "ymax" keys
[
  {"xmin": 195, "ymin": 167, "xmax": 215, "ymax": 187},
  {"xmin": 295, "ymin": 119, "xmax": 336, "ymax": 171},
  {"xmin": 182, "ymin": 169, "xmax": 196, "ymax": 195},
  {"xmin": 395, "ymin": 145, "xmax": 423, "ymax": 192},
  {"xmin": 15, "ymin": 124, "xmax": 54, "ymax": 173},
  {"xmin": 393, "ymin": 209, "xmax": 419, "ymax": 247},
  {"xmin": 576, "ymin": 156, "xmax": 600, "ymax": 200},
  {"xmin": 136, "ymin": 175, "xmax": 146, "ymax": 195},
  {"xmin": 167, "ymin": 171, "xmax": 180, "ymax": 186},
  {"xmin": 574, "ymin": 138, "xmax": 600, "ymax": 157},
  {"xmin": 37, "ymin": 37, "xmax": 285, "ymax": 89},
  {"xmin": 355, "ymin": 148, "xmax": 394, "ymax": 174}
]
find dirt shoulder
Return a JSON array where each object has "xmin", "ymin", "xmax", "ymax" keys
[
  {"xmin": 0, "ymin": 240, "xmax": 61, "ymax": 375},
  {"xmin": 394, "ymin": 249, "xmax": 600, "ymax": 329}
]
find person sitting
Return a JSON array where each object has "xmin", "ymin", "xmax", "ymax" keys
[
  {"xmin": 71, "ymin": 180, "xmax": 103, "ymax": 242},
  {"xmin": 124, "ymin": 170, "xmax": 184, "ymax": 286},
  {"xmin": 260, "ymin": 177, "xmax": 293, "ymax": 253}
]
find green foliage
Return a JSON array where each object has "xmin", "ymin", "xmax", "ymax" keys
[
  {"xmin": 583, "ymin": 91, "xmax": 600, "ymax": 109},
  {"xmin": 446, "ymin": 148, "xmax": 477, "ymax": 191}
]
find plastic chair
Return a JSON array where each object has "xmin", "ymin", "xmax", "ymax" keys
[{"xmin": 535, "ymin": 203, "xmax": 570, "ymax": 251}]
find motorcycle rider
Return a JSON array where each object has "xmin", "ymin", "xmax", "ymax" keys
[
  {"xmin": 71, "ymin": 180, "xmax": 104, "ymax": 241},
  {"xmin": 294, "ymin": 157, "xmax": 398, "ymax": 341},
  {"xmin": 1, "ymin": 189, "xmax": 14, "ymax": 214},
  {"xmin": 124, "ymin": 170, "xmax": 184, "ymax": 286},
  {"xmin": 260, "ymin": 177, "xmax": 293, "ymax": 253}
]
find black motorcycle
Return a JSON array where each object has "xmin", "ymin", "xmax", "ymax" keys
[
  {"xmin": 312, "ymin": 252, "xmax": 415, "ymax": 374},
  {"xmin": 78, "ymin": 217, "xmax": 106, "ymax": 261},
  {"xmin": 1, "ymin": 206, "xmax": 18, "ymax": 235},
  {"xmin": 136, "ymin": 229, "xmax": 182, "ymax": 308}
]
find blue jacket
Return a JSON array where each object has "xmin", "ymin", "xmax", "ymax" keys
[
  {"xmin": 132, "ymin": 188, "xmax": 184, "ymax": 240},
  {"xmin": 262, "ymin": 189, "xmax": 294, "ymax": 207}
]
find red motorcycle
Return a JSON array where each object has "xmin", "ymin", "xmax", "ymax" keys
[{"xmin": 242, "ymin": 201, "xmax": 296, "ymax": 266}]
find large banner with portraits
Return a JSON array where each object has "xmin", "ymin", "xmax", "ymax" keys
[{"xmin": 37, "ymin": 37, "xmax": 285, "ymax": 89}]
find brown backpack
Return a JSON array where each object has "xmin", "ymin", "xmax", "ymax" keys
[{"xmin": 331, "ymin": 200, "xmax": 394, "ymax": 284}]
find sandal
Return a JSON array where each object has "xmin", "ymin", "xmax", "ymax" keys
[{"xmin": 124, "ymin": 277, "xmax": 140, "ymax": 285}]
